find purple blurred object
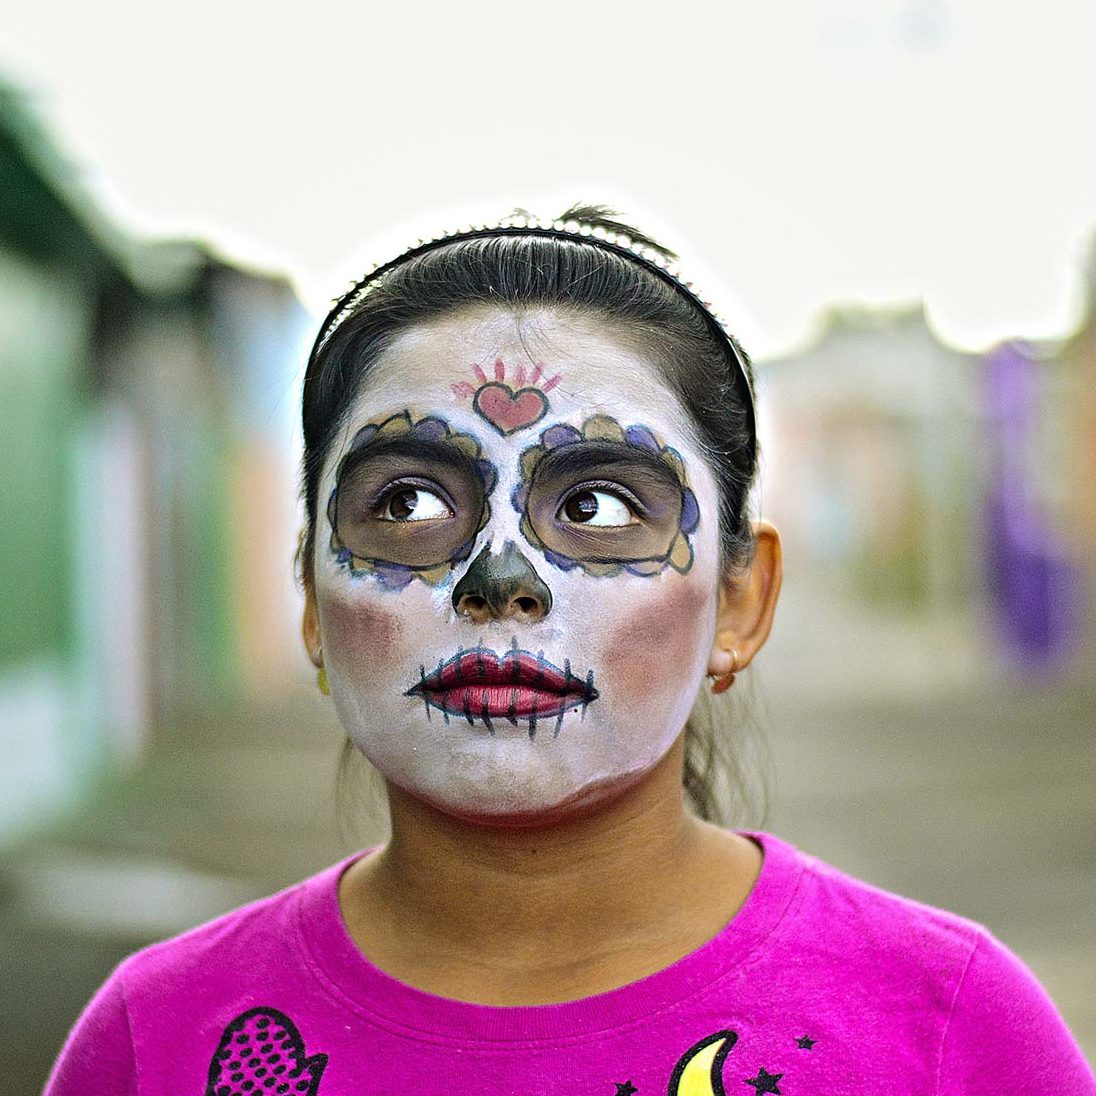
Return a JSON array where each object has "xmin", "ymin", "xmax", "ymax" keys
[{"xmin": 982, "ymin": 342, "xmax": 1086, "ymax": 673}]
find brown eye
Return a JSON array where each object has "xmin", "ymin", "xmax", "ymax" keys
[
  {"xmin": 378, "ymin": 486, "xmax": 451, "ymax": 522},
  {"xmin": 559, "ymin": 489, "xmax": 636, "ymax": 527}
]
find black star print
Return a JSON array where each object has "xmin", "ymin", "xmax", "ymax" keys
[
  {"xmin": 796, "ymin": 1034, "xmax": 816, "ymax": 1050},
  {"xmin": 614, "ymin": 1084, "xmax": 638, "ymax": 1096},
  {"xmin": 744, "ymin": 1067, "xmax": 783, "ymax": 1094}
]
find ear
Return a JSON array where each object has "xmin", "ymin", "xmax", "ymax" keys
[
  {"xmin": 707, "ymin": 520, "xmax": 783, "ymax": 678},
  {"xmin": 301, "ymin": 574, "xmax": 324, "ymax": 669}
]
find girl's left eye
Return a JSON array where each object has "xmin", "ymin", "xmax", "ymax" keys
[
  {"xmin": 558, "ymin": 489, "xmax": 637, "ymax": 528},
  {"xmin": 377, "ymin": 486, "xmax": 451, "ymax": 522}
]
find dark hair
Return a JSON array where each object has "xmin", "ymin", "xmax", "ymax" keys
[{"xmin": 296, "ymin": 204, "xmax": 770, "ymax": 827}]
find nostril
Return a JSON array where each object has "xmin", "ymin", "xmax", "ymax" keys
[
  {"xmin": 513, "ymin": 596, "xmax": 540, "ymax": 616},
  {"xmin": 459, "ymin": 595, "xmax": 489, "ymax": 618}
]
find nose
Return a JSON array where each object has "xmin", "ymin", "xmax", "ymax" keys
[{"xmin": 451, "ymin": 541, "xmax": 553, "ymax": 624}]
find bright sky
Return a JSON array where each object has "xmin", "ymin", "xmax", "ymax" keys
[{"xmin": 2, "ymin": 0, "xmax": 1094, "ymax": 358}]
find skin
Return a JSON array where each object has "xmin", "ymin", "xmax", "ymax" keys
[{"xmin": 301, "ymin": 306, "xmax": 784, "ymax": 1005}]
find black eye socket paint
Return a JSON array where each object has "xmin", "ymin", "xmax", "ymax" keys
[
  {"xmin": 510, "ymin": 415, "xmax": 700, "ymax": 578},
  {"xmin": 327, "ymin": 410, "xmax": 498, "ymax": 591}
]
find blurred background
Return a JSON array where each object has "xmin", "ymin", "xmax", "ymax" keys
[{"xmin": 1, "ymin": 1, "xmax": 1093, "ymax": 1087}]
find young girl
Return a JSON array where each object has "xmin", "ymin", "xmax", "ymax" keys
[{"xmin": 46, "ymin": 207, "xmax": 1094, "ymax": 1094}]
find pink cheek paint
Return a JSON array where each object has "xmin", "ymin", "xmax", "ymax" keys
[
  {"xmin": 603, "ymin": 576, "xmax": 712, "ymax": 703},
  {"xmin": 320, "ymin": 594, "xmax": 406, "ymax": 669}
]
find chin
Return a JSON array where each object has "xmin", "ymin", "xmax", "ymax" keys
[{"xmin": 400, "ymin": 749, "xmax": 662, "ymax": 829}]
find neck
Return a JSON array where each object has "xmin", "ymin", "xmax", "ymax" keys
[
  {"xmin": 359, "ymin": 737, "xmax": 718, "ymax": 957},
  {"xmin": 339, "ymin": 735, "xmax": 764, "ymax": 1004}
]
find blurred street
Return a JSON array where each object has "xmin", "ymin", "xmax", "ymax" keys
[{"xmin": 3, "ymin": 573, "xmax": 1093, "ymax": 1091}]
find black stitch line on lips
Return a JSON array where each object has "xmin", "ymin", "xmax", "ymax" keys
[
  {"xmin": 406, "ymin": 643, "xmax": 599, "ymax": 732},
  {"xmin": 582, "ymin": 671, "xmax": 595, "ymax": 719},
  {"xmin": 418, "ymin": 666, "xmax": 431, "ymax": 721}
]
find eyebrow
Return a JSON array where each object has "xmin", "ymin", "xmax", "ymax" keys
[
  {"xmin": 533, "ymin": 440, "xmax": 684, "ymax": 494},
  {"xmin": 335, "ymin": 432, "xmax": 481, "ymax": 487}
]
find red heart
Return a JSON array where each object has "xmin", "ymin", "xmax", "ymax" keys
[{"xmin": 473, "ymin": 382, "xmax": 550, "ymax": 435}]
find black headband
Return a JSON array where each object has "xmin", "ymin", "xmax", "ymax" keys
[{"xmin": 309, "ymin": 216, "xmax": 757, "ymax": 464}]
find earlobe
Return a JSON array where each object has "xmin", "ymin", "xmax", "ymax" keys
[{"xmin": 706, "ymin": 520, "xmax": 783, "ymax": 678}]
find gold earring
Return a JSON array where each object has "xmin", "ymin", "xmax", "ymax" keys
[
  {"xmin": 710, "ymin": 648, "xmax": 740, "ymax": 694},
  {"xmin": 317, "ymin": 664, "xmax": 330, "ymax": 696}
]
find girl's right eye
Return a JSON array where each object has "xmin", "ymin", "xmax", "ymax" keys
[{"xmin": 376, "ymin": 486, "xmax": 451, "ymax": 522}]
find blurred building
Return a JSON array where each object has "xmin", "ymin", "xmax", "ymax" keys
[
  {"xmin": 757, "ymin": 288, "xmax": 1094, "ymax": 678},
  {"xmin": 0, "ymin": 81, "xmax": 312, "ymax": 844},
  {"xmin": 756, "ymin": 301, "xmax": 984, "ymax": 613}
]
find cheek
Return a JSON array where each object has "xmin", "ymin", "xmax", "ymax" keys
[
  {"xmin": 601, "ymin": 573, "xmax": 714, "ymax": 701},
  {"xmin": 318, "ymin": 591, "xmax": 408, "ymax": 678}
]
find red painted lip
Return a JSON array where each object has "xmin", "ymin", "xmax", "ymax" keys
[{"xmin": 405, "ymin": 646, "xmax": 598, "ymax": 730}]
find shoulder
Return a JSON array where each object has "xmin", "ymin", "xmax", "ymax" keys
[
  {"xmin": 755, "ymin": 830, "xmax": 987, "ymax": 985},
  {"xmin": 752, "ymin": 832, "xmax": 1095, "ymax": 1087},
  {"xmin": 115, "ymin": 853, "xmax": 359, "ymax": 1000},
  {"xmin": 45, "ymin": 851, "xmax": 364, "ymax": 1094}
]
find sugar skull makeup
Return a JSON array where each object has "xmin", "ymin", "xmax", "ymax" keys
[
  {"xmin": 310, "ymin": 309, "xmax": 724, "ymax": 822},
  {"xmin": 328, "ymin": 411, "xmax": 497, "ymax": 590},
  {"xmin": 512, "ymin": 414, "xmax": 700, "ymax": 578}
]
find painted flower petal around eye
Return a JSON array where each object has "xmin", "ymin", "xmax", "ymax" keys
[
  {"xmin": 474, "ymin": 498, "xmax": 492, "ymax": 535},
  {"xmin": 578, "ymin": 560, "xmax": 625, "ymax": 578},
  {"xmin": 624, "ymin": 424, "xmax": 662, "ymax": 452},
  {"xmin": 511, "ymin": 483, "xmax": 529, "ymax": 514},
  {"xmin": 475, "ymin": 458, "xmax": 497, "ymax": 494},
  {"xmin": 542, "ymin": 548, "xmax": 580, "ymax": 571},
  {"xmin": 624, "ymin": 557, "xmax": 668, "ymax": 576},
  {"xmin": 375, "ymin": 411, "xmax": 414, "ymax": 438},
  {"xmin": 541, "ymin": 423, "xmax": 583, "ymax": 449},
  {"xmin": 582, "ymin": 415, "xmax": 626, "ymax": 442},
  {"xmin": 680, "ymin": 488, "xmax": 700, "ymax": 535},
  {"xmin": 667, "ymin": 532, "xmax": 695, "ymax": 573},
  {"xmin": 352, "ymin": 423, "xmax": 379, "ymax": 448},
  {"xmin": 372, "ymin": 562, "xmax": 416, "ymax": 590},
  {"xmin": 520, "ymin": 512, "xmax": 545, "ymax": 551},
  {"xmin": 449, "ymin": 433, "xmax": 481, "ymax": 460},
  {"xmin": 411, "ymin": 416, "xmax": 449, "ymax": 442},
  {"xmin": 415, "ymin": 563, "xmax": 452, "ymax": 586},
  {"xmin": 660, "ymin": 447, "xmax": 686, "ymax": 482},
  {"xmin": 520, "ymin": 444, "xmax": 546, "ymax": 484}
]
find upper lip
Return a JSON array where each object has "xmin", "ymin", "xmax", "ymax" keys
[{"xmin": 407, "ymin": 646, "xmax": 596, "ymax": 699}]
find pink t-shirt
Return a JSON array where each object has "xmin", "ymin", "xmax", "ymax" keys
[{"xmin": 44, "ymin": 829, "xmax": 1094, "ymax": 1094}]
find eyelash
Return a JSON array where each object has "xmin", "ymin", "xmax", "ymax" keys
[
  {"xmin": 368, "ymin": 478, "xmax": 454, "ymax": 519},
  {"xmin": 559, "ymin": 480, "xmax": 648, "ymax": 520}
]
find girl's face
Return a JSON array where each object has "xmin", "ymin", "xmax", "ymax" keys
[{"xmin": 306, "ymin": 307, "xmax": 725, "ymax": 824}]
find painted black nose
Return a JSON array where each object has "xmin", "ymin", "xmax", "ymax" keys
[{"xmin": 451, "ymin": 541, "xmax": 552, "ymax": 624}]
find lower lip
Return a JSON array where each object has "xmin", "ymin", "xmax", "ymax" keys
[{"xmin": 423, "ymin": 683, "xmax": 589, "ymax": 719}]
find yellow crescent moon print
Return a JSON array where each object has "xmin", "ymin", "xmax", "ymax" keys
[{"xmin": 667, "ymin": 1030, "xmax": 738, "ymax": 1096}]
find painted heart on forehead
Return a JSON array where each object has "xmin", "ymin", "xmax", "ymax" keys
[
  {"xmin": 452, "ymin": 359, "xmax": 562, "ymax": 435},
  {"xmin": 473, "ymin": 382, "xmax": 549, "ymax": 434}
]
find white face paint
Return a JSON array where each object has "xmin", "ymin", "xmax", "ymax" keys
[{"xmin": 311, "ymin": 308, "xmax": 724, "ymax": 823}]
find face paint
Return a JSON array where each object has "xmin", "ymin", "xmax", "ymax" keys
[
  {"xmin": 312, "ymin": 309, "xmax": 723, "ymax": 822},
  {"xmin": 327, "ymin": 410, "xmax": 497, "ymax": 590},
  {"xmin": 512, "ymin": 414, "xmax": 699, "ymax": 577},
  {"xmin": 405, "ymin": 636, "xmax": 598, "ymax": 739},
  {"xmin": 451, "ymin": 358, "xmax": 561, "ymax": 436}
]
